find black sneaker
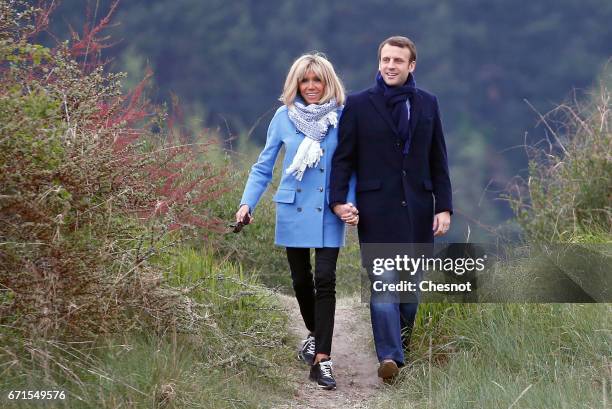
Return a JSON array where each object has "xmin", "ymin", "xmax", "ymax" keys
[
  {"xmin": 309, "ymin": 358, "xmax": 336, "ymax": 390},
  {"xmin": 298, "ymin": 334, "xmax": 315, "ymax": 365}
]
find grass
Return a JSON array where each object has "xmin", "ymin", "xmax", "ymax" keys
[
  {"xmin": 375, "ymin": 303, "xmax": 610, "ymax": 409},
  {"xmin": 0, "ymin": 247, "xmax": 295, "ymax": 408},
  {"xmin": 374, "ymin": 229, "xmax": 611, "ymax": 408}
]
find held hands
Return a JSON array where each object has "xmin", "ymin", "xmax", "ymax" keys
[
  {"xmin": 432, "ymin": 211, "xmax": 451, "ymax": 237},
  {"xmin": 332, "ymin": 202, "xmax": 359, "ymax": 226}
]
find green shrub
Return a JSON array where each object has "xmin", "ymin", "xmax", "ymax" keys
[
  {"xmin": 0, "ymin": 4, "xmax": 294, "ymax": 407},
  {"xmin": 505, "ymin": 68, "xmax": 611, "ymax": 242},
  {"xmin": 0, "ymin": 1, "xmax": 228, "ymax": 340}
]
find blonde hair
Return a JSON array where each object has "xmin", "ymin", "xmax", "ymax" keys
[{"xmin": 280, "ymin": 52, "xmax": 345, "ymax": 106}]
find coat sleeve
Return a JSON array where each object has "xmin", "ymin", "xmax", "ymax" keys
[
  {"xmin": 346, "ymin": 172, "xmax": 357, "ymax": 205},
  {"xmin": 429, "ymin": 97, "xmax": 453, "ymax": 215},
  {"xmin": 329, "ymin": 97, "xmax": 358, "ymax": 208},
  {"xmin": 239, "ymin": 111, "xmax": 283, "ymax": 214}
]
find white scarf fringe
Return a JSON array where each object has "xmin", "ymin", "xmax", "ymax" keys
[
  {"xmin": 285, "ymin": 138, "xmax": 323, "ymax": 181},
  {"xmin": 285, "ymin": 109, "xmax": 338, "ymax": 181}
]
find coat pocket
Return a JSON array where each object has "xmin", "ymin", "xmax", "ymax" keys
[
  {"xmin": 272, "ymin": 188, "xmax": 296, "ymax": 204},
  {"xmin": 423, "ymin": 179, "xmax": 433, "ymax": 191},
  {"xmin": 356, "ymin": 180, "xmax": 382, "ymax": 193}
]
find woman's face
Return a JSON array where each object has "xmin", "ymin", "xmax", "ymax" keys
[{"xmin": 299, "ymin": 70, "xmax": 325, "ymax": 105}]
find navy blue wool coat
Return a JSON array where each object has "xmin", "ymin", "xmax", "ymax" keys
[{"xmin": 329, "ymin": 82, "xmax": 452, "ymax": 244}]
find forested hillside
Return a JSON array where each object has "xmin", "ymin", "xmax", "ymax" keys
[{"xmin": 41, "ymin": 0, "xmax": 612, "ymax": 239}]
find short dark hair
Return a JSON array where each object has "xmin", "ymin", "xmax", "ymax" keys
[{"xmin": 377, "ymin": 36, "xmax": 417, "ymax": 63}]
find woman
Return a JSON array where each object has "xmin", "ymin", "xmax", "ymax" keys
[{"xmin": 235, "ymin": 53, "xmax": 357, "ymax": 390}]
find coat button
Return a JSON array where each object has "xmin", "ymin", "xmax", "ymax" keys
[
  {"xmin": 295, "ymin": 129, "xmax": 300, "ymax": 134},
  {"xmin": 317, "ymin": 207, "xmax": 322, "ymax": 212},
  {"xmin": 401, "ymin": 201, "xmax": 407, "ymax": 207},
  {"xmin": 297, "ymin": 207, "xmax": 302, "ymax": 212},
  {"xmin": 297, "ymin": 188, "xmax": 302, "ymax": 193},
  {"xmin": 321, "ymin": 148, "xmax": 325, "ymax": 153},
  {"xmin": 320, "ymin": 168, "xmax": 324, "ymax": 172},
  {"xmin": 395, "ymin": 140, "xmax": 401, "ymax": 148},
  {"xmin": 318, "ymin": 187, "xmax": 323, "ymax": 192}
]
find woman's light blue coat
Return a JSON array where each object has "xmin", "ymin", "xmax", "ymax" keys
[{"xmin": 240, "ymin": 105, "xmax": 356, "ymax": 248}]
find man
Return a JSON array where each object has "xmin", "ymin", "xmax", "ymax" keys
[{"xmin": 330, "ymin": 36, "xmax": 452, "ymax": 381}]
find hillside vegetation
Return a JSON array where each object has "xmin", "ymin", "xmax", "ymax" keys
[{"xmin": 0, "ymin": 3, "xmax": 294, "ymax": 407}]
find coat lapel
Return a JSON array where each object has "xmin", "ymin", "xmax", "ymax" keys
[
  {"xmin": 368, "ymin": 88, "xmax": 399, "ymax": 137},
  {"xmin": 367, "ymin": 85, "xmax": 423, "ymax": 153}
]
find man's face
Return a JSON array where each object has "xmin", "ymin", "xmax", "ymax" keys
[{"xmin": 378, "ymin": 44, "xmax": 416, "ymax": 87}]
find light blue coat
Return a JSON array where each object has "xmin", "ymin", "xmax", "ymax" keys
[{"xmin": 240, "ymin": 105, "xmax": 356, "ymax": 248}]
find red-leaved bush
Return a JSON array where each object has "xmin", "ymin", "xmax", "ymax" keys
[{"xmin": 0, "ymin": 1, "xmax": 228, "ymax": 339}]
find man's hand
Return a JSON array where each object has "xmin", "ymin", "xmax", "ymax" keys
[
  {"xmin": 333, "ymin": 202, "xmax": 359, "ymax": 226},
  {"xmin": 432, "ymin": 211, "xmax": 451, "ymax": 237}
]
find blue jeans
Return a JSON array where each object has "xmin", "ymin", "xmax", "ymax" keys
[{"xmin": 368, "ymin": 268, "xmax": 420, "ymax": 366}]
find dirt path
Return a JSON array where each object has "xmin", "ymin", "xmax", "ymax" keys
[{"xmin": 275, "ymin": 295, "xmax": 382, "ymax": 409}]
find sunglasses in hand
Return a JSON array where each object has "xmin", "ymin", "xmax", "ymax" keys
[{"xmin": 229, "ymin": 214, "xmax": 251, "ymax": 233}]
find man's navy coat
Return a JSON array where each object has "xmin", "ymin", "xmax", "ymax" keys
[{"xmin": 329, "ymin": 81, "xmax": 452, "ymax": 244}]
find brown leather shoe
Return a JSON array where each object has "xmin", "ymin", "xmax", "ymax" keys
[{"xmin": 378, "ymin": 359, "xmax": 399, "ymax": 381}]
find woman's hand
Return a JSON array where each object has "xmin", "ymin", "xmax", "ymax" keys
[
  {"xmin": 345, "ymin": 213, "xmax": 359, "ymax": 226},
  {"xmin": 235, "ymin": 204, "xmax": 253, "ymax": 224}
]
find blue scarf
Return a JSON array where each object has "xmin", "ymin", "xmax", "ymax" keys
[{"xmin": 375, "ymin": 72, "xmax": 416, "ymax": 154}]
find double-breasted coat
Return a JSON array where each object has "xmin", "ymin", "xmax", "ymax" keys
[{"xmin": 240, "ymin": 105, "xmax": 356, "ymax": 248}]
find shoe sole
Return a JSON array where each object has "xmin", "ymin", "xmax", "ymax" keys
[
  {"xmin": 310, "ymin": 375, "xmax": 336, "ymax": 390},
  {"xmin": 378, "ymin": 361, "xmax": 399, "ymax": 380}
]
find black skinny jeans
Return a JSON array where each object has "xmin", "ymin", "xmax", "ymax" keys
[{"xmin": 286, "ymin": 247, "xmax": 339, "ymax": 356}]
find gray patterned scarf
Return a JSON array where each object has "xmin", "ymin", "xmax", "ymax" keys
[{"xmin": 286, "ymin": 98, "xmax": 338, "ymax": 181}]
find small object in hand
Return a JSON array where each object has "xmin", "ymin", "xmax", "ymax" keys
[{"xmin": 229, "ymin": 214, "xmax": 251, "ymax": 233}]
